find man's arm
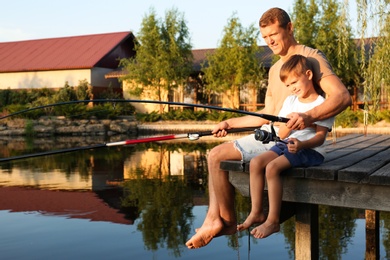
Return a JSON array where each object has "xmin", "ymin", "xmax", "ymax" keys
[
  {"xmin": 211, "ymin": 91, "xmax": 276, "ymax": 136},
  {"xmin": 286, "ymin": 75, "xmax": 351, "ymax": 130}
]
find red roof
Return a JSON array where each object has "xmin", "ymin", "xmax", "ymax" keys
[
  {"xmin": 0, "ymin": 186, "xmax": 133, "ymax": 225},
  {"xmin": 0, "ymin": 31, "xmax": 135, "ymax": 73}
]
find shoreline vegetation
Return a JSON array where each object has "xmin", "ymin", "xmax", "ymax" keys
[{"xmin": 1, "ymin": 117, "xmax": 390, "ymax": 138}]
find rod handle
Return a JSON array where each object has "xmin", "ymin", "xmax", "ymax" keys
[{"xmin": 195, "ymin": 127, "xmax": 257, "ymax": 137}]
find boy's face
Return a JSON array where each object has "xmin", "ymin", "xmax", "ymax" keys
[
  {"xmin": 260, "ymin": 21, "xmax": 293, "ymax": 56},
  {"xmin": 283, "ymin": 70, "xmax": 316, "ymax": 100}
]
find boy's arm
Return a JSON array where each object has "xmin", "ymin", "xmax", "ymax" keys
[
  {"xmin": 278, "ymin": 123, "xmax": 292, "ymax": 140},
  {"xmin": 294, "ymin": 125, "xmax": 328, "ymax": 151}
]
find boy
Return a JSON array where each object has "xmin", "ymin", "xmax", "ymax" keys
[{"xmin": 237, "ymin": 54, "xmax": 334, "ymax": 238}]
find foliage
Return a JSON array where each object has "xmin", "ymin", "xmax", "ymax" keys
[
  {"xmin": 135, "ymin": 109, "xmax": 242, "ymax": 122},
  {"xmin": 334, "ymin": 107, "xmax": 359, "ymax": 127},
  {"xmin": 318, "ymin": 205, "xmax": 358, "ymax": 259},
  {"xmin": 355, "ymin": 0, "xmax": 390, "ymax": 114},
  {"xmin": 291, "ymin": 0, "xmax": 319, "ymax": 48},
  {"xmin": 121, "ymin": 177, "xmax": 193, "ymax": 256},
  {"xmin": 0, "ymin": 81, "xmax": 135, "ymax": 120},
  {"xmin": 0, "ymin": 88, "xmax": 56, "ymax": 111},
  {"xmin": 120, "ymin": 8, "xmax": 193, "ymax": 113},
  {"xmin": 291, "ymin": 0, "xmax": 358, "ymax": 90},
  {"xmin": 201, "ymin": 14, "xmax": 265, "ymax": 108},
  {"xmin": 24, "ymin": 120, "xmax": 36, "ymax": 137}
]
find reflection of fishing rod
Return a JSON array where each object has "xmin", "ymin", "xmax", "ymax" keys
[
  {"xmin": 0, "ymin": 99, "xmax": 290, "ymax": 123},
  {"xmin": 0, "ymin": 128, "xmax": 256, "ymax": 162}
]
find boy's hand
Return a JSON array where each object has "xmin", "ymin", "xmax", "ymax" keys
[{"xmin": 287, "ymin": 138, "xmax": 301, "ymax": 153}]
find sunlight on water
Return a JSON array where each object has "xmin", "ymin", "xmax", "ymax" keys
[{"xmin": 0, "ymin": 136, "xmax": 389, "ymax": 259}]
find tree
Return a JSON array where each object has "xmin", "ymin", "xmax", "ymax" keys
[
  {"xmin": 291, "ymin": 0, "xmax": 319, "ymax": 48},
  {"xmin": 120, "ymin": 8, "xmax": 193, "ymax": 113},
  {"xmin": 291, "ymin": 0, "xmax": 358, "ymax": 91},
  {"xmin": 356, "ymin": 0, "xmax": 390, "ymax": 114},
  {"xmin": 202, "ymin": 14, "xmax": 265, "ymax": 109},
  {"xmin": 315, "ymin": 0, "xmax": 358, "ymax": 88}
]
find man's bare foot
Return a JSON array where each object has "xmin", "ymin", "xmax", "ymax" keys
[
  {"xmin": 250, "ymin": 220, "xmax": 280, "ymax": 239},
  {"xmin": 186, "ymin": 219, "xmax": 236, "ymax": 249},
  {"xmin": 237, "ymin": 212, "xmax": 266, "ymax": 231}
]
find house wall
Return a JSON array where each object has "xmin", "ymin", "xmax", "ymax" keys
[
  {"xmin": 0, "ymin": 69, "xmax": 92, "ymax": 89},
  {"xmin": 122, "ymin": 81, "xmax": 171, "ymax": 113},
  {"xmin": 0, "ymin": 68, "xmax": 121, "ymax": 90}
]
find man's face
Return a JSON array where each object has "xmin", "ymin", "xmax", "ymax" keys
[{"xmin": 260, "ymin": 21, "xmax": 292, "ymax": 56}]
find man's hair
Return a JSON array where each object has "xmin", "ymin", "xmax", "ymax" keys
[
  {"xmin": 259, "ymin": 7, "xmax": 291, "ymax": 28},
  {"xmin": 279, "ymin": 55, "xmax": 313, "ymax": 82}
]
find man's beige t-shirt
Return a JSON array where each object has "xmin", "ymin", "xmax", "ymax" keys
[{"xmin": 266, "ymin": 45, "xmax": 335, "ymax": 115}]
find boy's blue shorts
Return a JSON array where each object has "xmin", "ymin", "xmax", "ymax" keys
[{"xmin": 269, "ymin": 142, "xmax": 324, "ymax": 167}]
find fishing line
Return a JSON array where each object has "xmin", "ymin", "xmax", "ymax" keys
[{"xmin": 0, "ymin": 99, "xmax": 289, "ymax": 123}]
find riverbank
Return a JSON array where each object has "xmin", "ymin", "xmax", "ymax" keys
[
  {"xmin": 0, "ymin": 116, "xmax": 138, "ymax": 137},
  {"xmin": 1, "ymin": 117, "xmax": 390, "ymax": 137}
]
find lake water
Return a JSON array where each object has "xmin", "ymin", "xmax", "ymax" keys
[{"xmin": 0, "ymin": 135, "xmax": 389, "ymax": 259}]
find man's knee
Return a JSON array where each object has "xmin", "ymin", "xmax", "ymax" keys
[{"xmin": 208, "ymin": 142, "xmax": 238, "ymax": 162}]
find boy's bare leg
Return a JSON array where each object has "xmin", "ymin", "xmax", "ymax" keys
[
  {"xmin": 186, "ymin": 142, "xmax": 241, "ymax": 249},
  {"xmin": 251, "ymin": 156, "xmax": 290, "ymax": 238},
  {"xmin": 237, "ymin": 152, "xmax": 277, "ymax": 231}
]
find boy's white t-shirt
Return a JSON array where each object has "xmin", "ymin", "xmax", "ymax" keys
[{"xmin": 266, "ymin": 94, "xmax": 335, "ymax": 156}]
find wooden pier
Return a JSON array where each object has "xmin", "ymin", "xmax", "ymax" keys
[{"xmin": 222, "ymin": 134, "xmax": 390, "ymax": 259}]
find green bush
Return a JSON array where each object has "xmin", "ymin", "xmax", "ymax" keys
[
  {"xmin": 378, "ymin": 110, "xmax": 390, "ymax": 122},
  {"xmin": 335, "ymin": 107, "xmax": 359, "ymax": 128},
  {"xmin": 135, "ymin": 109, "xmax": 241, "ymax": 122},
  {"xmin": 24, "ymin": 120, "xmax": 36, "ymax": 136}
]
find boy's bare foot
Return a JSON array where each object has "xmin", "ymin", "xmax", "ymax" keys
[
  {"xmin": 250, "ymin": 221, "xmax": 280, "ymax": 239},
  {"xmin": 186, "ymin": 218, "xmax": 236, "ymax": 249},
  {"xmin": 237, "ymin": 212, "xmax": 266, "ymax": 231}
]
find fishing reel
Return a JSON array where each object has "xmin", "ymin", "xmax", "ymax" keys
[{"xmin": 254, "ymin": 122, "xmax": 285, "ymax": 144}]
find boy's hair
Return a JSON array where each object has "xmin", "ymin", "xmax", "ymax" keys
[
  {"xmin": 279, "ymin": 54, "xmax": 313, "ymax": 82},
  {"xmin": 259, "ymin": 7, "xmax": 291, "ymax": 28},
  {"xmin": 280, "ymin": 54, "xmax": 324, "ymax": 95}
]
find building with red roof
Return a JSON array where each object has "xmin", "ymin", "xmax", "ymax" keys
[{"xmin": 0, "ymin": 31, "xmax": 137, "ymax": 96}]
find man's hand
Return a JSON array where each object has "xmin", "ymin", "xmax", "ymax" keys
[
  {"xmin": 211, "ymin": 121, "xmax": 230, "ymax": 137},
  {"xmin": 286, "ymin": 112, "xmax": 312, "ymax": 130}
]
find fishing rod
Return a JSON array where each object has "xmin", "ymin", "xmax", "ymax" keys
[
  {"xmin": 0, "ymin": 99, "xmax": 289, "ymax": 162},
  {"xmin": 0, "ymin": 99, "xmax": 290, "ymax": 123},
  {"xmin": 0, "ymin": 127, "xmax": 256, "ymax": 162}
]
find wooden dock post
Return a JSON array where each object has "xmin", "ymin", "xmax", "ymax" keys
[
  {"xmin": 295, "ymin": 203, "xmax": 319, "ymax": 260},
  {"xmin": 365, "ymin": 210, "xmax": 380, "ymax": 260}
]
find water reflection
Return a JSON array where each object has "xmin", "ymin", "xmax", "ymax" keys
[{"xmin": 0, "ymin": 136, "xmax": 389, "ymax": 259}]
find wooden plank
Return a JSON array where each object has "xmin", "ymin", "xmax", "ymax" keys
[
  {"xmin": 305, "ymin": 135, "xmax": 390, "ymax": 180},
  {"xmin": 324, "ymin": 134, "xmax": 379, "ymax": 152},
  {"xmin": 323, "ymin": 134, "xmax": 364, "ymax": 147},
  {"xmin": 228, "ymin": 171, "xmax": 250, "ymax": 197},
  {"xmin": 281, "ymin": 178, "xmax": 390, "ymax": 211},
  {"xmin": 338, "ymin": 147, "xmax": 390, "ymax": 183},
  {"xmin": 323, "ymin": 135, "xmax": 386, "ymax": 162},
  {"xmin": 229, "ymin": 171, "xmax": 390, "ymax": 211},
  {"xmin": 221, "ymin": 160, "xmax": 304, "ymax": 178},
  {"xmin": 369, "ymin": 163, "xmax": 390, "ymax": 185},
  {"xmin": 220, "ymin": 160, "xmax": 247, "ymax": 172}
]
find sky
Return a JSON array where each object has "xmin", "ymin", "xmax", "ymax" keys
[{"xmin": 1, "ymin": 0, "xmax": 361, "ymax": 50}]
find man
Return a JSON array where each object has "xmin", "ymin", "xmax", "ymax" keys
[{"xmin": 186, "ymin": 7, "xmax": 351, "ymax": 249}]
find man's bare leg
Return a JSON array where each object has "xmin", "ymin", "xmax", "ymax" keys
[{"xmin": 186, "ymin": 142, "xmax": 241, "ymax": 249}]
